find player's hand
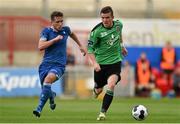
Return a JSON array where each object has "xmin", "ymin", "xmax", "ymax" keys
[
  {"xmin": 122, "ymin": 46, "xmax": 128, "ymax": 56},
  {"xmin": 79, "ymin": 46, "xmax": 87, "ymax": 56},
  {"xmin": 94, "ymin": 62, "xmax": 101, "ymax": 72},
  {"xmin": 54, "ymin": 35, "xmax": 63, "ymax": 42}
]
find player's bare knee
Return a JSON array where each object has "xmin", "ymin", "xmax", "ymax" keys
[
  {"xmin": 108, "ymin": 74, "xmax": 119, "ymax": 83},
  {"xmin": 45, "ymin": 73, "xmax": 56, "ymax": 83},
  {"xmin": 107, "ymin": 82, "xmax": 116, "ymax": 90}
]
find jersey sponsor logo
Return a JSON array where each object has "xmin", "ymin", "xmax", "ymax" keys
[
  {"xmin": 107, "ymin": 34, "xmax": 119, "ymax": 46},
  {"xmin": 100, "ymin": 32, "xmax": 108, "ymax": 37}
]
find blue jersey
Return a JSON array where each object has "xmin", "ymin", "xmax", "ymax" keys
[{"xmin": 40, "ymin": 26, "xmax": 71, "ymax": 66}]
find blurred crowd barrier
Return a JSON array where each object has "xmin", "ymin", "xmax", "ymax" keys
[
  {"xmin": 0, "ymin": 64, "xmax": 179, "ymax": 98},
  {"xmin": 0, "ymin": 67, "xmax": 62, "ymax": 97},
  {"xmin": 0, "ymin": 65, "xmax": 135, "ymax": 98}
]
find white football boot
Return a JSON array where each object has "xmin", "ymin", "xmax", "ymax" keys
[{"xmin": 97, "ymin": 112, "xmax": 106, "ymax": 121}]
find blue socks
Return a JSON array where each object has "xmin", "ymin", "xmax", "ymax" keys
[{"xmin": 36, "ymin": 84, "xmax": 52, "ymax": 112}]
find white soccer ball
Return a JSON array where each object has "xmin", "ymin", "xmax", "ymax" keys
[{"xmin": 132, "ymin": 105, "xmax": 148, "ymax": 121}]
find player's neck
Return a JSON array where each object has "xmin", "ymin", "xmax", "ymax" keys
[
  {"xmin": 103, "ymin": 21, "xmax": 114, "ymax": 29},
  {"xmin": 51, "ymin": 26, "xmax": 59, "ymax": 32}
]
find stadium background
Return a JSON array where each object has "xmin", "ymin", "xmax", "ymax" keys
[{"xmin": 0, "ymin": 0, "xmax": 180, "ymax": 123}]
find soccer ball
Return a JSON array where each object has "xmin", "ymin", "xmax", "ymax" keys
[{"xmin": 132, "ymin": 105, "xmax": 148, "ymax": 121}]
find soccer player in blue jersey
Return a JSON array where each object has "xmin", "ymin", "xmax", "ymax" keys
[{"xmin": 33, "ymin": 11, "xmax": 86, "ymax": 117}]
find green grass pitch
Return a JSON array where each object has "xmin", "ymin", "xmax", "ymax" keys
[{"xmin": 0, "ymin": 97, "xmax": 180, "ymax": 123}]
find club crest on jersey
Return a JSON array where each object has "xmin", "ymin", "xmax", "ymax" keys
[{"xmin": 116, "ymin": 26, "xmax": 120, "ymax": 32}]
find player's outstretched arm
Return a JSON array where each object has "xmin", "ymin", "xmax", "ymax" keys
[
  {"xmin": 38, "ymin": 35, "xmax": 63, "ymax": 51},
  {"xmin": 70, "ymin": 32, "xmax": 87, "ymax": 56},
  {"xmin": 120, "ymin": 34, "xmax": 128, "ymax": 56}
]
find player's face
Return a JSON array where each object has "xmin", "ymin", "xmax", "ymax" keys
[
  {"xmin": 101, "ymin": 12, "xmax": 114, "ymax": 28},
  {"xmin": 52, "ymin": 16, "xmax": 63, "ymax": 31}
]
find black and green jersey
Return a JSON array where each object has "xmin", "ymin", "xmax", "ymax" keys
[{"xmin": 88, "ymin": 20, "xmax": 123, "ymax": 65}]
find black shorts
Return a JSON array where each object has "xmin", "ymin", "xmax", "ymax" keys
[{"xmin": 94, "ymin": 61, "xmax": 121, "ymax": 89}]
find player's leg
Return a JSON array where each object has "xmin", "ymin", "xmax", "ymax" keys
[
  {"xmin": 101, "ymin": 74, "xmax": 119, "ymax": 112},
  {"xmin": 97, "ymin": 61, "xmax": 121, "ymax": 120},
  {"xmin": 33, "ymin": 72, "xmax": 57, "ymax": 117},
  {"xmin": 97, "ymin": 74, "xmax": 120, "ymax": 120},
  {"xmin": 48, "ymin": 67, "xmax": 64, "ymax": 110},
  {"xmin": 49, "ymin": 90, "xmax": 56, "ymax": 110},
  {"xmin": 47, "ymin": 70, "xmax": 58, "ymax": 111},
  {"xmin": 93, "ymin": 69, "xmax": 104, "ymax": 98}
]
